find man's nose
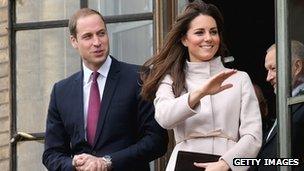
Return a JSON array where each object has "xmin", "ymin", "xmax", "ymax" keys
[
  {"xmin": 266, "ymin": 71, "xmax": 273, "ymax": 82},
  {"xmin": 93, "ymin": 35, "xmax": 101, "ymax": 46}
]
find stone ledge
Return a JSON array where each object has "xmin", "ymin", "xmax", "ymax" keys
[
  {"xmin": 0, "ymin": 131, "xmax": 9, "ymax": 147},
  {"xmin": 0, "ymin": 36, "xmax": 8, "ymax": 49},
  {"xmin": 0, "ymin": 160, "xmax": 9, "ymax": 171},
  {"xmin": 0, "ymin": 90, "xmax": 9, "ymax": 104},
  {"xmin": 0, "ymin": 0, "xmax": 8, "ymax": 7},
  {"xmin": 0, "ymin": 145, "xmax": 9, "ymax": 159},
  {"xmin": 0, "ymin": 48, "xmax": 9, "ymax": 63},
  {"xmin": 0, "ymin": 62, "xmax": 9, "ymax": 78},
  {"xmin": 0, "ymin": 76, "xmax": 8, "ymax": 91},
  {"xmin": 0, "ymin": 116, "xmax": 9, "ymax": 131},
  {"xmin": 0, "ymin": 8, "xmax": 8, "ymax": 22},
  {"xmin": 0, "ymin": 104, "xmax": 9, "ymax": 120}
]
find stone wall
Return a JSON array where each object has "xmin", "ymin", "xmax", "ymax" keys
[{"xmin": 0, "ymin": 0, "xmax": 10, "ymax": 170}]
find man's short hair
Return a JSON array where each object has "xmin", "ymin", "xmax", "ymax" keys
[
  {"xmin": 68, "ymin": 8, "xmax": 105, "ymax": 38},
  {"xmin": 266, "ymin": 40, "xmax": 304, "ymax": 60},
  {"xmin": 291, "ymin": 40, "xmax": 304, "ymax": 60}
]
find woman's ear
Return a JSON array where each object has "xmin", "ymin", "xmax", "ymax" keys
[{"xmin": 181, "ymin": 36, "xmax": 188, "ymax": 47}]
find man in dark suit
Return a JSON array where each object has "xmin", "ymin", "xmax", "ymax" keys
[
  {"xmin": 256, "ymin": 40, "xmax": 304, "ymax": 170},
  {"xmin": 42, "ymin": 8, "xmax": 168, "ymax": 171}
]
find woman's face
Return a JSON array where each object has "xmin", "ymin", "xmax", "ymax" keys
[{"xmin": 182, "ymin": 14, "xmax": 220, "ymax": 62}]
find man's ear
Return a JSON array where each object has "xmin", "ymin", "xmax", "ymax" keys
[
  {"xmin": 181, "ymin": 36, "xmax": 188, "ymax": 47},
  {"xmin": 70, "ymin": 35, "xmax": 78, "ymax": 49},
  {"xmin": 294, "ymin": 59, "xmax": 303, "ymax": 76}
]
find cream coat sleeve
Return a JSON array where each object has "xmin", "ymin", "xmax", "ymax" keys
[
  {"xmin": 221, "ymin": 72, "xmax": 262, "ymax": 171},
  {"xmin": 154, "ymin": 75, "xmax": 201, "ymax": 129}
]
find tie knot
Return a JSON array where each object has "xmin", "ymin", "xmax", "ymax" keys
[{"xmin": 92, "ymin": 71, "xmax": 100, "ymax": 82}]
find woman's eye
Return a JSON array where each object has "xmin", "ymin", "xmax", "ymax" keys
[
  {"xmin": 210, "ymin": 30, "xmax": 218, "ymax": 35},
  {"xmin": 195, "ymin": 31, "xmax": 204, "ymax": 35}
]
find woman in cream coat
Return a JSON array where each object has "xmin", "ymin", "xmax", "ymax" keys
[{"xmin": 141, "ymin": 1, "xmax": 262, "ymax": 171}]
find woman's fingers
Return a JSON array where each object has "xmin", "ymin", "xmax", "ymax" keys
[
  {"xmin": 217, "ymin": 69, "xmax": 237, "ymax": 81},
  {"xmin": 220, "ymin": 83, "xmax": 233, "ymax": 91},
  {"xmin": 193, "ymin": 162, "xmax": 209, "ymax": 168}
]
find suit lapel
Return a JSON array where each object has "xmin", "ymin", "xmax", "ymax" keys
[
  {"xmin": 264, "ymin": 102, "xmax": 301, "ymax": 145},
  {"xmin": 263, "ymin": 98, "xmax": 304, "ymax": 147},
  {"xmin": 291, "ymin": 103, "xmax": 304, "ymax": 115},
  {"xmin": 72, "ymin": 71, "xmax": 86, "ymax": 139},
  {"xmin": 93, "ymin": 57, "xmax": 121, "ymax": 147}
]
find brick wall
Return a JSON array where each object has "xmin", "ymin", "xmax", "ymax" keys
[{"xmin": 0, "ymin": 0, "xmax": 10, "ymax": 170}]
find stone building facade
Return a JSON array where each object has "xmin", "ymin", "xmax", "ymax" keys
[{"xmin": 0, "ymin": 0, "xmax": 10, "ymax": 170}]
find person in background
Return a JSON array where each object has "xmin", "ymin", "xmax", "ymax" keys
[
  {"xmin": 256, "ymin": 40, "xmax": 304, "ymax": 171},
  {"xmin": 253, "ymin": 84, "xmax": 272, "ymax": 139},
  {"xmin": 42, "ymin": 8, "xmax": 168, "ymax": 171},
  {"xmin": 140, "ymin": 1, "xmax": 262, "ymax": 170}
]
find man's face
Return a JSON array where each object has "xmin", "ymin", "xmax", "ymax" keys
[
  {"xmin": 70, "ymin": 14, "xmax": 109, "ymax": 71},
  {"xmin": 265, "ymin": 48, "xmax": 277, "ymax": 93}
]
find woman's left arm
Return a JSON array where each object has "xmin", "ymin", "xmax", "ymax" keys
[{"xmin": 220, "ymin": 72, "xmax": 263, "ymax": 171}]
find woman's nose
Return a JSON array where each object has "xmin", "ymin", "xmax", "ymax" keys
[{"xmin": 204, "ymin": 33, "xmax": 212, "ymax": 41}]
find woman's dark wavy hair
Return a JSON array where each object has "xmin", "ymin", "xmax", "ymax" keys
[{"xmin": 140, "ymin": 0, "xmax": 228, "ymax": 101}]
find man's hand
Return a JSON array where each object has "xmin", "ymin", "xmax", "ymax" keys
[
  {"xmin": 72, "ymin": 153, "xmax": 108, "ymax": 171},
  {"xmin": 194, "ymin": 160, "xmax": 230, "ymax": 171}
]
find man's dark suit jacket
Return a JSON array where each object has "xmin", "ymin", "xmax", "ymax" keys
[
  {"xmin": 255, "ymin": 102, "xmax": 304, "ymax": 171},
  {"xmin": 42, "ymin": 57, "xmax": 168, "ymax": 171}
]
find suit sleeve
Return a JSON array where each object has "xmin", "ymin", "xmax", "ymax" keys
[
  {"xmin": 292, "ymin": 104, "xmax": 304, "ymax": 165},
  {"xmin": 108, "ymin": 86, "xmax": 169, "ymax": 170},
  {"xmin": 221, "ymin": 73, "xmax": 262, "ymax": 171},
  {"xmin": 42, "ymin": 83, "xmax": 74, "ymax": 171}
]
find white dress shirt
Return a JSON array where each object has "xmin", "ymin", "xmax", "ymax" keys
[{"xmin": 83, "ymin": 56, "xmax": 112, "ymax": 134}]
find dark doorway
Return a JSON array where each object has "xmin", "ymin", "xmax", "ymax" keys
[{"xmin": 202, "ymin": 0, "xmax": 276, "ymax": 122}]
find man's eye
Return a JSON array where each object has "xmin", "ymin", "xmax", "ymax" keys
[
  {"xmin": 82, "ymin": 35, "xmax": 91, "ymax": 39},
  {"xmin": 98, "ymin": 32, "xmax": 106, "ymax": 36}
]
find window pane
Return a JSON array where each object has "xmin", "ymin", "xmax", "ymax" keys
[
  {"xmin": 289, "ymin": 0, "xmax": 304, "ymax": 97},
  {"xmin": 178, "ymin": 0, "xmax": 188, "ymax": 13},
  {"xmin": 17, "ymin": 141, "xmax": 46, "ymax": 171},
  {"xmin": 107, "ymin": 20, "xmax": 153, "ymax": 65},
  {"xmin": 290, "ymin": 0, "xmax": 304, "ymax": 43},
  {"xmin": 16, "ymin": 28, "xmax": 80, "ymax": 133},
  {"xmin": 16, "ymin": 0, "xmax": 79, "ymax": 23},
  {"xmin": 88, "ymin": 0, "xmax": 152, "ymax": 15}
]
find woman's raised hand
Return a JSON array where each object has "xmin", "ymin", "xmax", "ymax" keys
[
  {"xmin": 201, "ymin": 69, "xmax": 237, "ymax": 95},
  {"xmin": 188, "ymin": 69, "xmax": 237, "ymax": 109}
]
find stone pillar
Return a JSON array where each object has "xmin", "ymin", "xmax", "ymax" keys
[{"xmin": 0, "ymin": 0, "xmax": 11, "ymax": 170}]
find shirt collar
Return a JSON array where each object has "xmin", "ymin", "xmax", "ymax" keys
[
  {"xmin": 83, "ymin": 55, "xmax": 112, "ymax": 84},
  {"xmin": 292, "ymin": 82, "xmax": 304, "ymax": 96}
]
